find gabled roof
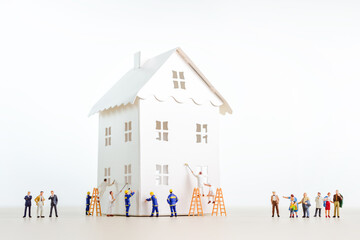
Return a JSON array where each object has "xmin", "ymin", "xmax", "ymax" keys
[{"xmin": 89, "ymin": 47, "xmax": 232, "ymax": 116}]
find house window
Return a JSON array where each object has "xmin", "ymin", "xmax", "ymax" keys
[
  {"xmin": 196, "ymin": 123, "xmax": 208, "ymax": 143},
  {"xmin": 124, "ymin": 164, "xmax": 132, "ymax": 184},
  {"xmin": 104, "ymin": 167, "xmax": 111, "ymax": 183},
  {"xmin": 105, "ymin": 127, "xmax": 112, "ymax": 146},
  {"xmin": 155, "ymin": 164, "xmax": 169, "ymax": 185},
  {"xmin": 172, "ymin": 70, "xmax": 186, "ymax": 89},
  {"xmin": 156, "ymin": 121, "xmax": 168, "ymax": 141},
  {"xmin": 125, "ymin": 121, "xmax": 132, "ymax": 142}
]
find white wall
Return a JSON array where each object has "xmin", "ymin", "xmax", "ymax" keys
[
  {"xmin": 139, "ymin": 97, "xmax": 219, "ymax": 215},
  {"xmin": 98, "ymin": 102, "xmax": 140, "ymax": 215}
]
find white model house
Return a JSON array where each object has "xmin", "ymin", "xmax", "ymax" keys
[{"xmin": 89, "ymin": 47, "xmax": 232, "ymax": 216}]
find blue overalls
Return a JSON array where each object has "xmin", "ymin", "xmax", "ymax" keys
[
  {"xmin": 125, "ymin": 192, "xmax": 135, "ymax": 216},
  {"xmin": 146, "ymin": 195, "xmax": 159, "ymax": 216},
  {"xmin": 86, "ymin": 195, "xmax": 91, "ymax": 215},
  {"xmin": 167, "ymin": 193, "xmax": 178, "ymax": 217}
]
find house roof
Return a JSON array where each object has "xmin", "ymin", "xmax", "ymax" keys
[{"xmin": 89, "ymin": 47, "xmax": 232, "ymax": 116}]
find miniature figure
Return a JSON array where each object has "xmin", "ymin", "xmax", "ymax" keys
[
  {"xmin": 48, "ymin": 191, "xmax": 58, "ymax": 217},
  {"xmin": 283, "ymin": 194, "xmax": 299, "ymax": 218},
  {"xmin": 271, "ymin": 191, "xmax": 280, "ymax": 217},
  {"xmin": 107, "ymin": 191, "xmax": 115, "ymax": 217},
  {"xmin": 145, "ymin": 192, "xmax": 159, "ymax": 217},
  {"xmin": 23, "ymin": 191, "xmax": 32, "ymax": 218},
  {"xmin": 98, "ymin": 178, "xmax": 115, "ymax": 199},
  {"xmin": 298, "ymin": 192, "xmax": 311, "ymax": 218},
  {"xmin": 323, "ymin": 192, "xmax": 333, "ymax": 218},
  {"xmin": 205, "ymin": 184, "xmax": 215, "ymax": 204},
  {"xmin": 185, "ymin": 163, "xmax": 207, "ymax": 196},
  {"xmin": 86, "ymin": 191, "xmax": 91, "ymax": 215},
  {"xmin": 314, "ymin": 192, "xmax": 323, "ymax": 217},
  {"xmin": 167, "ymin": 189, "xmax": 178, "ymax": 217},
  {"xmin": 289, "ymin": 201, "xmax": 297, "ymax": 218},
  {"xmin": 124, "ymin": 189, "xmax": 135, "ymax": 217},
  {"xmin": 333, "ymin": 190, "xmax": 343, "ymax": 218},
  {"xmin": 34, "ymin": 191, "xmax": 45, "ymax": 218}
]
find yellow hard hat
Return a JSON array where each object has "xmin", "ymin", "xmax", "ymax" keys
[
  {"xmin": 169, "ymin": 189, "xmax": 173, "ymax": 193},
  {"xmin": 150, "ymin": 192, "xmax": 154, "ymax": 196},
  {"xmin": 87, "ymin": 191, "xmax": 90, "ymax": 195},
  {"xmin": 125, "ymin": 190, "xmax": 129, "ymax": 194}
]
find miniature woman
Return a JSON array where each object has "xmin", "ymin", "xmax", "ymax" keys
[
  {"xmin": 323, "ymin": 192, "xmax": 333, "ymax": 218},
  {"xmin": 283, "ymin": 194, "xmax": 299, "ymax": 218}
]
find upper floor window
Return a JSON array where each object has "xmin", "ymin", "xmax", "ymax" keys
[
  {"xmin": 125, "ymin": 121, "xmax": 132, "ymax": 142},
  {"xmin": 105, "ymin": 127, "xmax": 112, "ymax": 146},
  {"xmin": 156, "ymin": 121, "xmax": 168, "ymax": 141},
  {"xmin": 104, "ymin": 167, "xmax": 111, "ymax": 183},
  {"xmin": 155, "ymin": 164, "xmax": 169, "ymax": 185},
  {"xmin": 172, "ymin": 71, "xmax": 186, "ymax": 90},
  {"xmin": 196, "ymin": 123, "xmax": 208, "ymax": 143},
  {"xmin": 124, "ymin": 164, "xmax": 132, "ymax": 184}
]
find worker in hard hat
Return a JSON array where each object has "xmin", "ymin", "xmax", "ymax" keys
[
  {"xmin": 167, "ymin": 189, "xmax": 178, "ymax": 217},
  {"xmin": 124, "ymin": 189, "xmax": 135, "ymax": 217},
  {"xmin": 86, "ymin": 191, "xmax": 92, "ymax": 215},
  {"xmin": 145, "ymin": 192, "xmax": 159, "ymax": 217}
]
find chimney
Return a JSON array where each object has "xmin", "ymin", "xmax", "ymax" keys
[{"xmin": 134, "ymin": 51, "xmax": 141, "ymax": 69}]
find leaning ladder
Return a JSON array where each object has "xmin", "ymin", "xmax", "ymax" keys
[
  {"xmin": 212, "ymin": 188, "xmax": 227, "ymax": 216},
  {"xmin": 188, "ymin": 188, "xmax": 204, "ymax": 216},
  {"xmin": 89, "ymin": 188, "xmax": 102, "ymax": 216}
]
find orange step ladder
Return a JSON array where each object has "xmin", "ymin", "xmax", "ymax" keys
[
  {"xmin": 188, "ymin": 188, "xmax": 204, "ymax": 216},
  {"xmin": 88, "ymin": 188, "xmax": 102, "ymax": 216},
  {"xmin": 212, "ymin": 188, "xmax": 227, "ymax": 216}
]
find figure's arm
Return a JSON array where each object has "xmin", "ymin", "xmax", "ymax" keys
[
  {"xmin": 282, "ymin": 196, "xmax": 289, "ymax": 199},
  {"xmin": 167, "ymin": 198, "xmax": 170, "ymax": 204},
  {"xmin": 146, "ymin": 198, "xmax": 151, "ymax": 201}
]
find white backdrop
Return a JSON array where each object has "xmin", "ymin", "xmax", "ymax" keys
[{"xmin": 0, "ymin": 0, "xmax": 359, "ymax": 208}]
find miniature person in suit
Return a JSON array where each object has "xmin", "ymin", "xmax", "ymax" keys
[
  {"xmin": 145, "ymin": 192, "xmax": 159, "ymax": 217},
  {"xmin": 271, "ymin": 191, "xmax": 280, "ymax": 217},
  {"xmin": 333, "ymin": 190, "xmax": 343, "ymax": 218},
  {"xmin": 23, "ymin": 191, "xmax": 32, "ymax": 218},
  {"xmin": 314, "ymin": 192, "xmax": 323, "ymax": 217},
  {"xmin": 86, "ymin": 191, "xmax": 91, "ymax": 215},
  {"xmin": 34, "ymin": 191, "xmax": 45, "ymax": 218},
  {"xmin": 48, "ymin": 191, "xmax": 58, "ymax": 217}
]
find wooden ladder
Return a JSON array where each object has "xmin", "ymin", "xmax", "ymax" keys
[
  {"xmin": 212, "ymin": 188, "xmax": 227, "ymax": 216},
  {"xmin": 188, "ymin": 188, "xmax": 204, "ymax": 216},
  {"xmin": 88, "ymin": 188, "xmax": 102, "ymax": 216}
]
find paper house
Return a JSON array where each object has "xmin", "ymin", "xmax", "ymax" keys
[{"xmin": 89, "ymin": 47, "xmax": 232, "ymax": 216}]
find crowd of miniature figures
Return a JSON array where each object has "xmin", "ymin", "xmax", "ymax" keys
[
  {"xmin": 23, "ymin": 191, "xmax": 59, "ymax": 218},
  {"xmin": 271, "ymin": 190, "xmax": 344, "ymax": 218}
]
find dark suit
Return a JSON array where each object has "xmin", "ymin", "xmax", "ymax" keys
[
  {"xmin": 24, "ymin": 195, "xmax": 32, "ymax": 217},
  {"xmin": 48, "ymin": 195, "xmax": 58, "ymax": 217}
]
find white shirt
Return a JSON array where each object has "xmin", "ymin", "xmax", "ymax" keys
[
  {"xmin": 272, "ymin": 195, "xmax": 277, "ymax": 201},
  {"xmin": 194, "ymin": 174, "xmax": 207, "ymax": 188}
]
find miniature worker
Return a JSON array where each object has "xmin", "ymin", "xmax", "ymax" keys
[
  {"xmin": 167, "ymin": 189, "xmax": 178, "ymax": 217},
  {"xmin": 333, "ymin": 190, "xmax": 343, "ymax": 218},
  {"xmin": 314, "ymin": 192, "xmax": 323, "ymax": 217},
  {"xmin": 186, "ymin": 164, "xmax": 207, "ymax": 196},
  {"xmin": 145, "ymin": 192, "xmax": 159, "ymax": 217},
  {"xmin": 107, "ymin": 191, "xmax": 115, "ymax": 217},
  {"xmin": 23, "ymin": 191, "xmax": 32, "ymax": 218},
  {"xmin": 124, "ymin": 189, "xmax": 135, "ymax": 217},
  {"xmin": 271, "ymin": 191, "xmax": 280, "ymax": 217},
  {"xmin": 98, "ymin": 178, "xmax": 115, "ymax": 198},
  {"xmin": 298, "ymin": 192, "xmax": 311, "ymax": 218},
  {"xmin": 48, "ymin": 191, "xmax": 58, "ymax": 217},
  {"xmin": 205, "ymin": 184, "xmax": 215, "ymax": 204},
  {"xmin": 34, "ymin": 191, "xmax": 45, "ymax": 218},
  {"xmin": 86, "ymin": 192, "xmax": 91, "ymax": 215}
]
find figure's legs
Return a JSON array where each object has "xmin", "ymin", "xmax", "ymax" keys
[
  {"xmin": 275, "ymin": 204, "xmax": 279, "ymax": 216},
  {"xmin": 170, "ymin": 206, "xmax": 174, "ymax": 217},
  {"xmin": 126, "ymin": 205, "xmax": 130, "ymax": 217},
  {"xmin": 29, "ymin": 206, "xmax": 31, "ymax": 217},
  {"xmin": 54, "ymin": 205, "xmax": 58, "ymax": 217},
  {"xmin": 155, "ymin": 207, "xmax": 159, "ymax": 217},
  {"xmin": 40, "ymin": 205, "xmax": 43, "ymax": 217},
  {"xmin": 150, "ymin": 206, "xmax": 155, "ymax": 216},
  {"xmin": 37, "ymin": 206, "xmax": 40, "ymax": 217},
  {"xmin": 306, "ymin": 208, "xmax": 310, "ymax": 217},
  {"xmin": 173, "ymin": 206, "xmax": 177, "ymax": 217},
  {"xmin": 86, "ymin": 204, "xmax": 89, "ymax": 215},
  {"xmin": 272, "ymin": 202, "xmax": 275, "ymax": 217},
  {"xmin": 319, "ymin": 208, "xmax": 321, "ymax": 217},
  {"xmin": 50, "ymin": 205, "xmax": 53, "ymax": 217},
  {"xmin": 23, "ymin": 206, "xmax": 27, "ymax": 217}
]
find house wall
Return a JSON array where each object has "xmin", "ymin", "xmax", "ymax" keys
[
  {"xmin": 98, "ymin": 100, "xmax": 140, "ymax": 215},
  {"xmin": 139, "ymin": 97, "xmax": 220, "ymax": 216}
]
